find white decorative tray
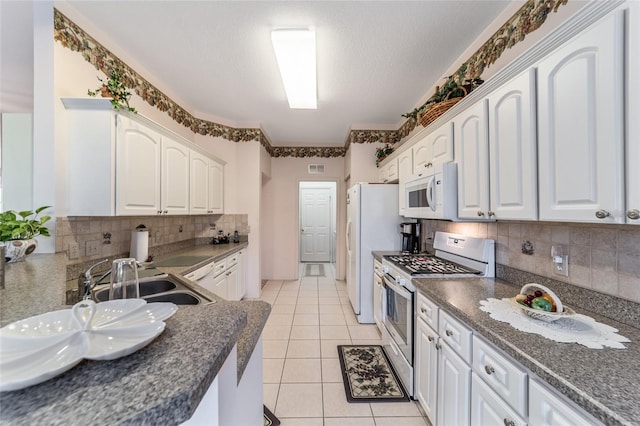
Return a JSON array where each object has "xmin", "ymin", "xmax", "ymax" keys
[{"xmin": 0, "ymin": 299, "xmax": 177, "ymax": 392}]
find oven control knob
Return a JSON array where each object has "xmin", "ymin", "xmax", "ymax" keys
[
  {"xmin": 396, "ymin": 276, "xmax": 406, "ymax": 286},
  {"xmin": 382, "ymin": 265, "xmax": 390, "ymax": 274}
]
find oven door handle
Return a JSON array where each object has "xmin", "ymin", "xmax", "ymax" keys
[{"xmin": 383, "ymin": 274, "xmax": 412, "ymax": 299}]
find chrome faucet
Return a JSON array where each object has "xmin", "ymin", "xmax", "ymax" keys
[{"xmin": 78, "ymin": 259, "xmax": 111, "ymax": 300}]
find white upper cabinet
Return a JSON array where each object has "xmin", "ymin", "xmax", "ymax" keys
[
  {"xmin": 160, "ymin": 137, "xmax": 190, "ymax": 215},
  {"xmin": 115, "ymin": 114, "xmax": 162, "ymax": 216},
  {"xmin": 627, "ymin": 0, "xmax": 640, "ymax": 224},
  {"xmin": 487, "ymin": 68, "xmax": 538, "ymax": 220},
  {"xmin": 537, "ymin": 11, "xmax": 625, "ymax": 223},
  {"xmin": 378, "ymin": 157, "xmax": 398, "ymax": 183},
  {"xmin": 64, "ymin": 99, "xmax": 224, "ymax": 216},
  {"xmin": 190, "ymin": 150, "xmax": 210, "ymax": 214},
  {"xmin": 208, "ymin": 159, "xmax": 224, "ymax": 214},
  {"xmin": 412, "ymin": 122, "xmax": 453, "ymax": 174},
  {"xmin": 398, "ymin": 150, "xmax": 413, "ymax": 216},
  {"xmin": 454, "ymin": 100, "xmax": 491, "ymax": 220}
]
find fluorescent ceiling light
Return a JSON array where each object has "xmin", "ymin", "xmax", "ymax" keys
[{"xmin": 271, "ymin": 29, "xmax": 317, "ymax": 109}]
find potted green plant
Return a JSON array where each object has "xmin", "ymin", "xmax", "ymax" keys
[
  {"xmin": 0, "ymin": 206, "xmax": 52, "ymax": 263},
  {"xmin": 87, "ymin": 69, "xmax": 137, "ymax": 113},
  {"xmin": 375, "ymin": 144, "xmax": 395, "ymax": 167}
]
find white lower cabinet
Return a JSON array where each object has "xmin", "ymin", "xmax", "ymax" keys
[
  {"xmin": 416, "ymin": 317, "xmax": 438, "ymax": 422},
  {"xmin": 529, "ymin": 379, "xmax": 602, "ymax": 426},
  {"xmin": 415, "ymin": 291, "xmax": 601, "ymax": 426},
  {"xmin": 438, "ymin": 338, "xmax": 472, "ymax": 426},
  {"xmin": 414, "ymin": 297, "xmax": 471, "ymax": 426},
  {"xmin": 373, "ymin": 259, "xmax": 384, "ymax": 332},
  {"xmin": 205, "ymin": 250, "xmax": 246, "ymax": 301},
  {"xmin": 472, "ymin": 374, "xmax": 526, "ymax": 426}
]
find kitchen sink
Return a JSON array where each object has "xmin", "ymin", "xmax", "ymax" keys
[
  {"xmin": 92, "ymin": 275, "xmax": 213, "ymax": 305},
  {"xmin": 144, "ymin": 292, "xmax": 201, "ymax": 305}
]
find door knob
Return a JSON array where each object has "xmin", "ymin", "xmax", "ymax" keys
[
  {"xmin": 627, "ymin": 209, "xmax": 640, "ymax": 220},
  {"xmin": 595, "ymin": 209, "xmax": 610, "ymax": 219}
]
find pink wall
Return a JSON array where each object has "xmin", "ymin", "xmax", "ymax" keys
[{"xmin": 261, "ymin": 156, "xmax": 346, "ymax": 280}]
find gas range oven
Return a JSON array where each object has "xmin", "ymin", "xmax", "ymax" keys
[{"xmin": 379, "ymin": 232, "xmax": 495, "ymax": 398}]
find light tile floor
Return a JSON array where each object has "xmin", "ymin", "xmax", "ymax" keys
[{"xmin": 260, "ymin": 263, "xmax": 429, "ymax": 426}]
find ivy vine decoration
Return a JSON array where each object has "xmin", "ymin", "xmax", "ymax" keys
[
  {"xmin": 375, "ymin": 143, "xmax": 395, "ymax": 167},
  {"xmin": 87, "ymin": 69, "xmax": 137, "ymax": 113},
  {"xmin": 401, "ymin": 76, "xmax": 483, "ymax": 121}
]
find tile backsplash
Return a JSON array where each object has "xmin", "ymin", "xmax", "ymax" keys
[
  {"xmin": 420, "ymin": 220, "xmax": 640, "ymax": 304},
  {"xmin": 57, "ymin": 214, "xmax": 249, "ymax": 265}
]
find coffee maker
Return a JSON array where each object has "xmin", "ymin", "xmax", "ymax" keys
[{"xmin": 400, "ymin": 222, "xmax": 420, "ymax": 254}]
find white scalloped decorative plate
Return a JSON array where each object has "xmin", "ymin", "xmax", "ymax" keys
[{"xmin": 0, "ymin": 300, "xmax": 177, "ymax": 391}]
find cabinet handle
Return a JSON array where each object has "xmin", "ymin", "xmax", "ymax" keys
[
  {"xmin": 426, "ymin": 162, "xmax": 433, "ymax": 168},
  {"xmin": 627, "ymin": 209, "xmax": 640, "ymax": 220},
  {"xmin": 420, "ymin": 307, "xmax": 427, "ymax": 314},
  {"xmin": 477, "ymin": 211, "xmax": 485, "ymax": 217},
  {"xmin": 157, "ymin": 210, "xmax": 162, "ymax": 215},
  {"xmin": 427, "ymin": 336, "xmax": 434, "ymax": 342},
  {"xmin": 503, "ymin": 419, "xmax": 515, "ymax": 426},
  {"xmin": 484, "ymin": 365, "xmax": 495, "ymax": 375},
  {"xmin": 595, "ymin": 209, "xmax": 610, "ymax": 219},
  {"xmin": 445, "ymin": 329, "xmax": 453, "ymax": 337},
  {"xmin": 488, "ymin": 211, "xmax": 495, "ymax": 217},
  {"xmin": 163, "ymin": 210, "xmax": 168, "ymax": 214},
  {"xmin": 435, "ymin": 343, "xmax": 441, "ymax": 350}
]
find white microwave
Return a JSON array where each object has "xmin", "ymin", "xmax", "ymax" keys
[{"xmin": 404, "ymin": 162, "xmax": 458, "ymax": 220}]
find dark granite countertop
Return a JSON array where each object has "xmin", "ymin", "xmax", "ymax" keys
[
  {"xmin": 414, "ymin": 277, "xmax": 640, "ymax": 426},
  {"xmin": 0, "ymin": 244, "xmax": 270, "ymax": 426}
]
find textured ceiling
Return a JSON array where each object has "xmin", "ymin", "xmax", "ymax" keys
[{"xmin": 59, "ymin": 1, "xmax": 511, "ymax": 147}]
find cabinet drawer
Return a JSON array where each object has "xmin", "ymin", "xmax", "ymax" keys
[
  {"xmin": 226, "ymin": 253, "xmax": 239, "ymax": 268},
  {"xmin": 417, "ymin": 292, "xmax": 439, "ymax": 331},
  {"xmin": 374, "ymin": 259, "xmax": 382, "ymax": 277},
  {"xmin": 473, "ymin": 335, "xmax": 528, "ymax": 416},
  {"xmin": 439, "ymin": 309, "xmax": 472, "ymax": 363},
  {"xmin": 213, "ymin": 262, "xmax": 226, "ymax": 277},
  {"xmin": 471, "ymin": 374, "xmax": 526, "ymax": 426}
]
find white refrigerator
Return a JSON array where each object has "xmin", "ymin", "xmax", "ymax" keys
[{"xmin": 346, "ymin": 183, "xmax": 402, "ymax": 323}]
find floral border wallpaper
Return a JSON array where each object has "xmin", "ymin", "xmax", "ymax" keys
[{"xmin": 54, "ymin": 0, "xmax": 566, "ymax": 159}]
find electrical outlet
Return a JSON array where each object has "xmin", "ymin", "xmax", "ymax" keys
[
  {"xmin": 85, "ymin": 240, "xmax": 100, "ymax": 256},
  {"xmin": 553, "ymin": 255, "xmax": 569, "ymax": 277},
  {"xmin": 68, "ymin": 242, "xmax": 79, "ymax": 260}
]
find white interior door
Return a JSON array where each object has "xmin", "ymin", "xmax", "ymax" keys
[{"xmin": 300, "ymin": 186, "xmax": 332, "ymax": 262}]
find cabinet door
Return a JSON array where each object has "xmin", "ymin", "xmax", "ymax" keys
[
  {"xmin": 378, "ymin": 164, "xmax": 389, "ymax": 183},
  {"xmin": 627, "ymin": 1, "xmax": 640, "ymax": 224},
  {"xmin": 428, "ymin": 122, "xmax": 454, "ymax": 165},
  {"xmin": 437, "ymin": 342, "xmax": 471, "ymax": 426},
  {"xmin": 398, "ymin": 150, "xmax": 413, "ymax": 215},
  {"xmin": 454, "ymin": 100, "xmax": 490, "ymax": 220},
  {"xmin": 208, "ymin": 160, "xmax": 224, "ymax": 214},
  {"xmin": 236, "ymin": 250, "xmax": 246, "ymax": 300},
  {"xmin": 412, "ymin": 137, "xmax": 430, "ymax": 172},
  {"xmin": 190, "ymin": 150, "xmax": 209, "ymax": 214},
  {"xmin": 471, "ymin": 374, "xmax": 526, "ymax": 426},
  {"xmin": 213, "ymin": 272, "xmax": 227, "ymax": 299},
  {"xmin": 226, "ymin": 266, "xmax": 239, "ymax": 301},
  {"xmin": 387, "ymin": 158, "xmax": 398, "ymax": 182},
  {"xmin": 538, "ymin": 12, "xmax": 625, "ymax": 223},
  {"xmin": 416, "ymin": 317, "xmax": 438, "ymax": 425},
  {"xmin": 529, "ymin": 379, "xmax": 601, "ymax": 426},
  {"xmin": 488, "ymin": 68, "xmax": 538, "ymax": 220},
  {"xmin": 116, "ymin": 115, "xmax": 162, "ymax": 216},
  {"xmin": 373, "ymin": 273, "xmax": 383, "ymax": 331},
  {"xmin": 161, "ymin": 138, "xmax": 190, "ymax": 214}
]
